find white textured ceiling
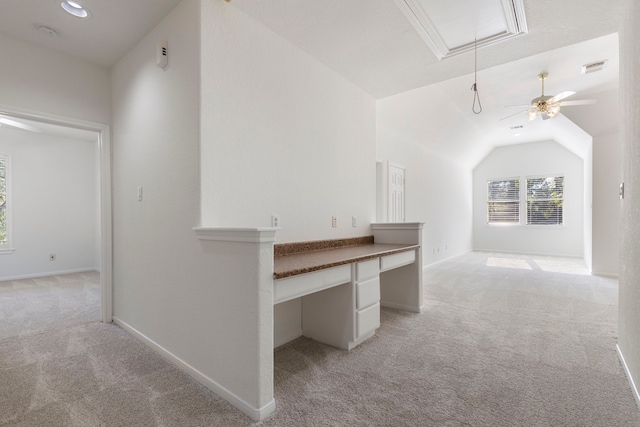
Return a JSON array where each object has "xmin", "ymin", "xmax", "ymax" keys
[
  {"xmin": 0, "ymin": 0, "xmax": 182, "ymax": 68},
  {"xmin": 0, "ymin": 0, "xmax": 624, "ymax": 165},
  {"xmin": 230, "ymin": 0, "xmax": 622, "ymax": 98}
]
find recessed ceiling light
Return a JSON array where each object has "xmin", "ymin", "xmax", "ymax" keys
[{"xmin": 61, "ymin": 1, "xmax": 90, "ymax": 18}]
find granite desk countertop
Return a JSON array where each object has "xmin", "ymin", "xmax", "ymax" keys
[{"xmin": 274, "ymin": 243, "xmax": 419, "ymax": 280}]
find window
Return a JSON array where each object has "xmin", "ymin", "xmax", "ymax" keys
[
  {"xmin": 0, "ymin": 153, "xmax": 11, "ymax": 252},
  {"xmin": 487, "ymin": 178, "xmax": 520, "ymax": 224},
  {"xmin": 527, "ymin": 176, "xmax": 564, "ymax": 225}
]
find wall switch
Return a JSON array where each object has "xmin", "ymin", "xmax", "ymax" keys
[
  {"xmin": 352, "ymin": 216, "xmax": 357, "ymax": 227},
  {"xmin": 332, "ymin": 216, "xmax": 337, "ymax": 228},
  {"xmin": 49, "ymin": 254, "xmax": 56, "ymax": 261},
  {"xmin": 271, "ymin": 215, "xmax": 280, "ymax": 227},
  {"xmin": 137, "ymin": 186, "xmax": 143, "ymax": 202}
]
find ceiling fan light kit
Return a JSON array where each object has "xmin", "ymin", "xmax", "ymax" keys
[
  {"xmin": 528, "ymin": 73, "xmax": 565, "ymax": 120},
  {"xmin": 501, "ymin": 72, "xmax": 596, "ymax": 123}
]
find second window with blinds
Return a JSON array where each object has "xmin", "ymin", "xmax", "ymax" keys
[{"xmin": 487, "ymin": 175, "xmax": 564, "ymax": 226}]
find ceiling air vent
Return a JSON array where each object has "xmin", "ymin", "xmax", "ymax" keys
[{"xmin": 582, "ymin": 60, "xmax": 608, "ymax": 74}]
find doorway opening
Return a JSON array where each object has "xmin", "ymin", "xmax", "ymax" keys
[{"xmin": 0, "ymin": 105, "xmax": 112, "ymax": 322}]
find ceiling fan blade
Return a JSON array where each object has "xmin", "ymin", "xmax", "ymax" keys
[
  {"xmin": 548, "ymin": 90, "xmax": 576, "ymax": 103},
  {"xmin": 499, "ymin": 109, "xmax": 529, "ymax": 121},
  {"xmin": 559, "ymin": 99, "xmax": 597, "ymax": 106},
  {"xmin": 0, "ymin": 116, "xmax": 42, "ymax": 133},
  {"xmin": 541, "ymin": 112, "xmax": 551, "ymax": 120}
]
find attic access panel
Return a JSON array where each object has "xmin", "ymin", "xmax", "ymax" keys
[{"xmin": 393, "ymin": 0, "xmax": 528, "ymax": 60}]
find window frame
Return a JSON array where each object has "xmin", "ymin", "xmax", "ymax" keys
[
  {"xmin": 486, "ymin": 177, "xmax": 521, "ymax": 226},
  {"xmin": 525, "ymin": 175, "xmax": 565, "ymax": 227},
  {"xmin": 0, "ymin": 152, "xmax": 13, "ymax": 254}
]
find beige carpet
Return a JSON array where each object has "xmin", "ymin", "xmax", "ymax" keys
[{"xmin": 1, "ymin": 253, "xmax": 639, "ymax": 426}]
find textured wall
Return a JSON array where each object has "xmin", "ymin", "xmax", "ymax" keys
[
  {"xmin": 472, "ymin": 141, "xmax": 585, "ymax": 257},
  {"xmin": 618, "ymin": 0, "xmax": 640, "ymax": 400},
  {"xmin": 0, "ymin": 33, "xmax": 110, "ymax": 124},
  {"xmin": 0, "ymin": 130, "xmax": 99, "ymax": 279},
  {"xmin": 200, "ymin": 1, "xmax": 376, "ymax": 243},
  {"xmin": 375, "ymin": 125, "xmax": 473, "ymax": 266},
  {"xmin": 592, "ymin": 132, "xmax": 621, "ymax": 276}
]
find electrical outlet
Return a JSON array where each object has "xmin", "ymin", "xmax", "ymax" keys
[
  {"xmin": 49, "ymin": 254, "xmax": 56, "ymax": 261},
  {"xmin": 332, "ymin": 216, "xmax": 337, "ymax": 228},
  {"xmin": 271, "ymin": 215, "xmax": 280, "ymax": 227},
  {"xmin": 352, "ymin": 216, "xmax": 357, "ymax": 227}
]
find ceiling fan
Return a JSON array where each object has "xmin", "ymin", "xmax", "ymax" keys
[
  {"xmin": 0, "ymin": 114, "xmax": 42, "ymax": 133},
  {"xmin": 501, "ymin": 72, "xmax": 596, "ymax": 121}
]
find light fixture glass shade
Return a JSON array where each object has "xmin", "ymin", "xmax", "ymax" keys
[
  {"xmin": 61, "ymin": 1, "xmax": 89, "ymax": 18},
  {"xmin": 528, "ymin": 109, "xmax": 539, "ymax": 121},
  {"xmin": 547, "ymin": 103, "xmax": 561, "ymax": 118}
]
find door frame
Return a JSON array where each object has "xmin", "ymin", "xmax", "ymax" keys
[{"xmin": 0, "ymin": 104, "xmax": 112, "ymax": 322}]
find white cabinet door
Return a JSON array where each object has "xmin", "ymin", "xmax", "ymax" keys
[{"xmin": 388, "ymin": 163, "xmax": 405, "ymax": 223}]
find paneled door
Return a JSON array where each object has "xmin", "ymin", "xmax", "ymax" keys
[{"xmin": 388, "ymin": 163, "xmax": 405, "ymax": 222}]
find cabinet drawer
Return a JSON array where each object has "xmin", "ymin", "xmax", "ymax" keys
[
  {"xmin": 380, "ymin": 250, "xmax": 415, "ymax": 272},
  {"xmin": 356, "ymin": 302, "xmax": 380, "ymax": 339},
  {"xmin": 357, "ymin": 258, "xmax": 380, "ymax": 281},
  {"xmin": 356, "ymin": 277, "xmax": 380, "ymax": 310},
  {"xmin": 274, "ymin": 264, "xmax": 351, "ymax": 304}
]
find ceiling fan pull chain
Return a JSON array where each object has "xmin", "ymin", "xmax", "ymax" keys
[
  {"xmin": 471, "ymin": 82, "xmax": 482, "ymax": 114},
  {"xmin": 471, "ymin": 38, "xmax": 482, "ymax": 114}
]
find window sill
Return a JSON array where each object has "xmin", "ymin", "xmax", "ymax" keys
[{"xmin": 0, "ymin": 248, "xmax": 15, "ymax": 255}]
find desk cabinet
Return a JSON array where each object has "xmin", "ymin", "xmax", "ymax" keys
[
  {"xmin": 301, "ymin": 258, "xmax": 382, "ymax": 350},
  {"xmin": 275, "ymin": 246, "xmax": 419, "ymax": 351},
  {"xmin": 354, "ymin": 259, "xmax": 380, "ymax": 341}
]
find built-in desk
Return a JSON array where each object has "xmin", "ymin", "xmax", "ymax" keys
[
  {"xmin": 273, "ymin": 235, "xmax": 421, "ymax": 350},
  {"xmin": 192, "ymin": 222, "xmax": 424, "ymax": 420}
]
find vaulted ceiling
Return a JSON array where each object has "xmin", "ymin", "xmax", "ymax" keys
[{"xmin": 0, "ymin": 0, "xmax": 623, "ymax": 167}]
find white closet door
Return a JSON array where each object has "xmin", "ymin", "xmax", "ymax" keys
[{"xmin": 388, "ymin": 163, "xmax": 405, "ymax": 223}]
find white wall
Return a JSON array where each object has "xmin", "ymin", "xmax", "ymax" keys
[
  {"xmin": 618, "ymin": 0, "xmax": 640, "ymax": 405},
  {"xmin": 199, "ymin": 0, "xmax": 378, "ymax": 395},
  {"xmin": 592, "ymin": 132, "xmax": 620, "ymax": 276},
  {"xmin": 376, "ymin": 126, "xmax": 473, "ymax": 266},
  {"xmin": 112, "ymin": 0, "xmax": 379, "ymax": 419},
  {"xmin": 200, "ymin": 2, "xmax": 377, "ymax": 243},
  {"xmin": 473, "ymin": 140, "xmax": 584, "ymax": 257},
  {"xmin": 111, "ymin": 0, "xmax": 203, "ymax": 379},
  {"xmin": 0, "ymin": 33, "xmax": 110, "ymax": 124},
  {"xmin": 0, "ymin": 128, "xmax": 99, "ymax": 280}
]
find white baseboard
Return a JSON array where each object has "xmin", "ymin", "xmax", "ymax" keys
[
  {"xmin": 0, "ymin": 267, "xmax": 99, "ymax": 282},
  {"xmin": 592, "ymin": 271, "xmax": 619, "ymax": 279},
  {"xmin": 274, "ymin": 329, "xmax": 302, "ymax": 348},
  {"xmin": 617, "ymin": 344, "xmax": 640, "ymax": 410},
  {"xmin": 112, "ymin": 316, "xmax": 276, "ymax": 421},
  {"xmin": 423, "ymin": 250, "xmax": 471, "ymax": 271},
  {"xmin": 381, "ymin": 300, "xmax": 422, "ymax": 313}
]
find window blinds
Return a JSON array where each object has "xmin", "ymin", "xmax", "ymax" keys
[
  {"xmin": 526, "ymin": 176, "xmax": 564, "ymax": 225},
  {"xmin": 487, "ymin": 179, "xmax": 520, "ymax": 224}
]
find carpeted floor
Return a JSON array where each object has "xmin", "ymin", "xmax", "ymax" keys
[{"xmin": 1, "ymin": 253, "xmax": 639, "ymax": 426}]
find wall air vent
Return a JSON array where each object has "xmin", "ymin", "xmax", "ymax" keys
[{"xmin": 582, "ymin": 60, "xmax": 608, "ymax": 74}]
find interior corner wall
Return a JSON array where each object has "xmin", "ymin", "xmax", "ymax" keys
[
  {"xmin": 199, "ymin": 1, "xmax": 376, "ymax": 243},
  {"xmin": 592, "ymin": 132, "xmax": 620, "ymax": 276},
  {"xmin": 112, "ymin": 0, "xmax": 275, "ymax": 418},
  {"xmin": 618, "ymin": 0, "xmax": 640, "ymax": 403},
  {"xmin": 472, "ymin": 140, "xmax": 584, "ymax": 257},
  {"xmin": 0, "ymin": 130, "xmax": 98, "ymax": 280},
  {"xmin": 111, "ymin": 0, "xmax": 202, "ymax": 371},
  {"xmin": 583, "ymin": 140, "xmax": 593, "ymax": 271},
  {"xmin": 0, "ymin": 32, "xmax": 110, "ymax": 124},
  {"xmin": 375, "ymin": 126, "xmax": 473, "ymax": 267}
]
